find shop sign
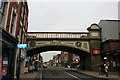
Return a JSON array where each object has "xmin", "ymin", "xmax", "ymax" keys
[
  {"xmin": 3, "ymin": 57, "xmax": 8, "ymax": 67},
  {"xmin": 2, "ymin": 68, "xmax": 7, "ymax": 76},
  {"xmin": 17, "ymin": 44, "xmax": 27, "ymax": 48},
  {"xmin": 93, "ymin": 49, "xmax": 100, "ymax": 54},
  {"xmin": 0, "ymin": 56, "xmax": 2, "ymax": 77},
  {"xmin": 2, "ymin": 57, "xmax": 8, "ymax": 76}
]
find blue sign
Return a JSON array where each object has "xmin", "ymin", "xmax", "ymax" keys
[
  {"xmin": 17, "ymin": 44, "xmax": 27, "ymax": 48},
  {"xmin": 26, "ymin": 56, "xmax": 30, "ymax": 60}
]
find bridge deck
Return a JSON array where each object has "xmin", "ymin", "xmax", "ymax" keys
[{"xmin": 27, "ymin": 32, "xmax": 89, "ymax": 39}]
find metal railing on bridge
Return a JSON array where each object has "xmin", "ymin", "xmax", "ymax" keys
[{"xmin": 27, "ymin": 32, "xmax": 89, "ymax": 39}]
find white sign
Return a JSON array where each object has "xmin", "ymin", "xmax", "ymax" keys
[{"xmin": 91, "ymin": 32, "xmax": 99, "ymax": 36}]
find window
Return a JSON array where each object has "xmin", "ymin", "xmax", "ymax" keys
[
  {"xmin": 1, "ymin": 2, "xmax": 8, "ymax": 29},
  {"xmin": 0, "ymin": 0, "xmax": 3, "ymax": 9},
  {"xmin": 10, "ymin": 10, "xmax": 16, "ymax": 34},
  {"xmin": 0, "ymin": 0, "xmax": 4, "ymax": 25}
]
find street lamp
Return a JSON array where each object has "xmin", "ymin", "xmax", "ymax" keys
[{"xmin": 17, "ymin": 4, "xmax": 25, "ymax": 80}]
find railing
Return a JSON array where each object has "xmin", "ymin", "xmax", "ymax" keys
[{"xmin": 27, "ymin": 32, "xmax": 89, "ymax": 39}]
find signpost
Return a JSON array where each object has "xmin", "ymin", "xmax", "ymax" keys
[{"xmin": 17, "ymin": 44, "xmax": 27, "ymax": 79}]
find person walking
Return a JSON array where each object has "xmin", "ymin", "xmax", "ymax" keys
[
  {"xmin": 30, "ymin": 65, "xmax": 32, "ymax": 73},
  {"xmin": 32, "ymin": 65, "xmax": 34, "ymax": 73},
  {"xmin": 104, "ymin": 64, "xmax": 109, "ymax": 77},
  {"xmin": 99, "ymin": 63, "xmax": 104, "ymax": 75}
]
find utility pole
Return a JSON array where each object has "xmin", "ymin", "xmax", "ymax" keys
[{"xmin": 17, "ymin": 2, "xmax": 25, "ymax": 80}]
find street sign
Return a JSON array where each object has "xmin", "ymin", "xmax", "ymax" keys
[
  {"xmin": 93, "ymin": 49, "xmax": 100, "ymax": 54},
  {"xmin": 17, "ymin": 44, "xmax": 27, "ymax": 48}
]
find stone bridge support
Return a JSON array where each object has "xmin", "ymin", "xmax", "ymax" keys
[{"xmin": 88, "ymin": 24, "xmax": 102, "ymax": 71}]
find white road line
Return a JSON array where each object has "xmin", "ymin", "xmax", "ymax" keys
[
  {"xmin": 64, "ymin": 71, "xmax": 82, "ymax": 80},
  {"xmin": 59, "ymin": 68, "xmax": 82, "ymax": 80}
]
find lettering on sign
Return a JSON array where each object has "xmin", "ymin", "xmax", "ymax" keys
[
  {"xmin": 91, "ymin": 32, "xmax": 99, "ymax": 36},
  {"xmin": 17, "ymin": 44, "xmax": 27, "ymax": 48}
]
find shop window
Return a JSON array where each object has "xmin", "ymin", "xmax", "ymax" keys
[{"xmin": 111, "ymin": 44, "xmax": 115, "ymax": 48}]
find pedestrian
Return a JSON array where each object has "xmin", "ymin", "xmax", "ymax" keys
[
  {"xmin": 99, "ymin": 63, "xmax": 104, "ymax": 75},
  {"xmin": 104, "ymin": 64, "xmax": 109, "ymax": 77},
  {"xmin": 32, "ymin": 65, "xmax": 34, "ymax": 73},
  {"xmin": 30, "ymin": 65, "xmax": 32, "ymax": 73}
]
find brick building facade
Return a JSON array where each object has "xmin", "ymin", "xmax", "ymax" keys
[
  {"xmin": 0, "ymin": 0, "xmax": 28, "ymax": 79},
  {"xmin": 102, "ymin": 40, "xmax": 120, "ymax": 71}
]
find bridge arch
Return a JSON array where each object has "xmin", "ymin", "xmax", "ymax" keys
[
  {"xmin": 26, "ymin": 24, "xmax": 102, "ymax": 71},
  {"xmin": 27, "ymin": 45, "xmax": 90, "ymax": 56},
  {"xmin": 26, "ymin": 45, "xmax": 91, "ymax": 70}
]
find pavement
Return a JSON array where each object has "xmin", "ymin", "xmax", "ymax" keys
[
  {"xmin": 42, "ymin": 66, "xmax": 106, "ymax": 80},
  {"xmin": 20, "ymin": 67, "xmax": 120, "ymax": 80},
  {"xmin": 20, "ymin": 68, "xmax": 42, "ymax": 80},
  {"xmin": 62, "ymin": 67, "xmax": 120, "ymax": 80}
]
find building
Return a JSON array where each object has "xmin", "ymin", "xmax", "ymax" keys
[
  {"xmin": 118, "ymin": 1, "xmax": 120, "ymax": 20},
  {"xmin": 99, "ymin": 20, "xmax": 120, "ymax": 71},
  {"xmin": 101, "ymin": 39, "xmax": 120, "ymax": 71},
  {"xmin": 49, "ymin": 60, "xmax": 53, "ymax": 66},
  {"xmin": 0, "ymin": 1, "xmax": 19, "ymax": 79},
  {"xmin": 0, "ymin": 0, "xmax": 29, "ymax": 79},
  {"xmin": 61, "ymin": 51, "xmax": 73, "ymax": 67},
  {"xmin": 99, "ymin": 20, "xmax": 120, "ymax": 42},
  {"xmin": 14, "ymin": 1, "xmax": 28, "ymax": 78},
  {"xmin": 30, "ymin": 54, "xmax": 43, "ymax": 69}
]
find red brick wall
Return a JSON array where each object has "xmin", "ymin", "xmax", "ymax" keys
[
  {"xmin": 103, "ymin": 40, "xmax": 120, "ymax": 52},
  {"xmin": 15, "ymin": 2, "xmax": 22, "ymax": 39},
  {"xmin": 6, "ymin": 2, "xmax": 12, "ymax": 32}
]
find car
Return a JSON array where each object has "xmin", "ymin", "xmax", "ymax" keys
[{"xmin": 43, "ymin": 64, "xmax": 47, "ymax": 68}]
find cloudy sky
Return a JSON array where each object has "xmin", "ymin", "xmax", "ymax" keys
[{"xmin": 27, "ymin": 0, "xmax": 119, "ymax": 62}]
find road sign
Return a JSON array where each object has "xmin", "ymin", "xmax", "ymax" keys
[
  {"xmin": 93, "ymin": 49, "xmax": 100, "ymax": 54},
  {"xmin": 17, "ymin": 44, "xmax": 27, "ymax": 48}
]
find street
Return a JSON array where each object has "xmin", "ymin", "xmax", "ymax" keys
[
  {"xmin": 1, "ymin": 1, "xmax": 120, "ymax": 80},
  {"xmin": 42, "ymin": 66, "xmax": 105, "ymax": 80}
]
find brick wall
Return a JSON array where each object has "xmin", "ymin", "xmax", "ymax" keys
[{"xmin": 102, "ymin": 40, "xmax": 120, "ymax": 52}]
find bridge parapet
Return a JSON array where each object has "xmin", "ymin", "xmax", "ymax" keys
[{"xmin": 27, "ymin": 32, "xmax": 89, "ymax": 39}]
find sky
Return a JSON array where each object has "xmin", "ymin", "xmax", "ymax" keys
[
  {"xmin": 40, "ymin": 51, "xmax": 61, "ymax": 62},
  {"xmin": 27, "ymin": 0, "xmax": 119, "ymax": 62}
]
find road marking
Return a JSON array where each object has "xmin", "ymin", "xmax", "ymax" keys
[
  {"xmin": 59, "ymin": 68, "xmax": 82, "ymax": 80},
  {"xmin": 64, "ymin": 71, "xmax": 82, "ymax": 80}
]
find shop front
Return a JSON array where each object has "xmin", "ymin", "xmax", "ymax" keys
[
  {"xmin": 102, "ymin": 51, "xmax": 120, "ymax": 72},
  {"xmin": 102, "ymin": 39, "xmax": 120, "ymax": 72},
  {"xmin": 0, "ymin": 27, "xmax": 18, "ymax": 79}
]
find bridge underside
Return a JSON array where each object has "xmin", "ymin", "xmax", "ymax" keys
[
  {"xmin": 27, "ymin": 45, "xmax": 91, "ymax": 70},
  {"xmin": 26, "ymin": 45, "xmax": 90, "ymax": 56}
]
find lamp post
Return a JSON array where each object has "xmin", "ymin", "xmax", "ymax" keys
[{"xmin": 17, "ymin": 3, "xmax": 25, "ymax": 80}]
